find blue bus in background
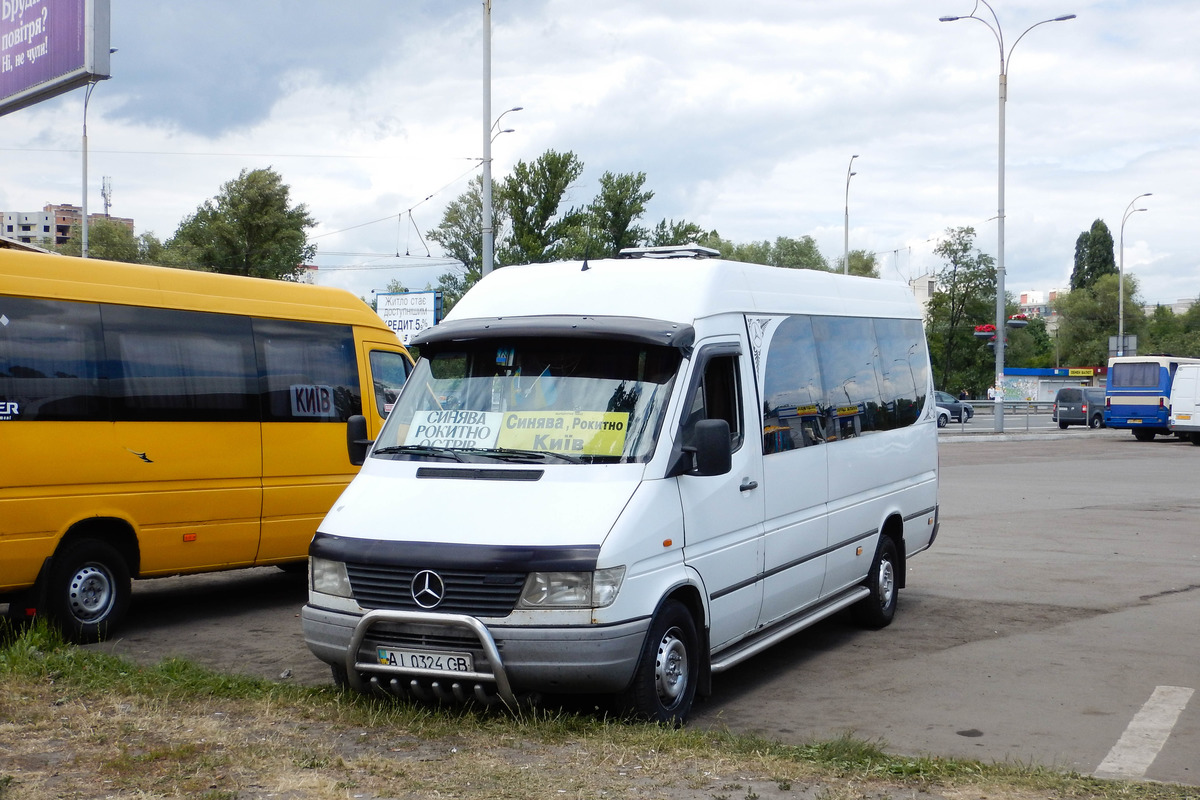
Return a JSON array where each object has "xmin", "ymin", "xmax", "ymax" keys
[{"xmin": 1105, "ymin": 355, "xmax": 1200, "ymax": 441}]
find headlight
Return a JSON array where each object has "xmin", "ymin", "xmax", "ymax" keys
[
  {"xmin": 310, "ymin": 557, "xmax": 353, "ymax": 598},
  {"xmin": 517, "ymin": 566, "xmax": 625, "ymax": 609}
]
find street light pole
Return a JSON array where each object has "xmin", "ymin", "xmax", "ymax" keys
[
  {"xmin": 844, "ymin": 154, "xmax": 858, "ymax": 275},
  {"xmin": 481, "ymin": 1, "xmax": 494, "ymax": 277},
  {"xmin": 81, "ymin": 81, "xmax": 100, "ymax": 259},
  {"xmin": 940, "ymin": 2, "xmax": 1075, "ymax": 433},
  {"xmin": 1118, "ymin": 192, "xmax": 1151, "ymax": 357}
]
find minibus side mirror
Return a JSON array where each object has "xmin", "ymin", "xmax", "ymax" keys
[
  {"xmin": 669, "ymin": 418, "xmax": 733, "ymax": 477},
  {"xmin": 346, "ymin": 414, "xmax": 373, "ymax": 466}
]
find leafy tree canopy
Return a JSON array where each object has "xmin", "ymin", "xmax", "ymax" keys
[
  {"xmin": 56, "ymin": 218, "xmax": 141, "ymax": 263},
  {"xmin": 1054, "ymin": 272, "xmax": 1141, "ymax": 366},
  {"xmin": 1069, "ymin": 218, "xmax": 1116, "ymax": 292},
  {"xmin": 833, "ymin": 249, "xmax": 880, "ymax": 279},
  {"xmin": 649, "ymin": 219, "xmax": 708, "ymax": 247},
  {"xmin": 587, "ymin": 170, "xmax": 654, "ymax": 258},
  {"xmin": 497, "ymin": 149, "xmax": 586, "ymax": 266},
  {"xmin": 170, "ymin": 167, "xmax": 316, "ymax": 280},
  {"xmin": 426, "ymin": 175, "xmax": 489, "ymax": 276},
  {"xmin": 924, "ymin": 227, "xmax": 998, "ymax": 394}
]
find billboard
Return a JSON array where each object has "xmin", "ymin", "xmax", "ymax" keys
[
  {"xmin": 1, "ymin": 0, "xmax": 110, "ymax": 116},
  {"xmin": 376, "ymin": 291, "xmax": 441, "ymax": 346}
]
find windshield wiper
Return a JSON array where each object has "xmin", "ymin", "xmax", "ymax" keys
[
  {"xmin": 459, "ymin": 447, "xmax": 584, "ymax": 464},
  {"xmin": 370, "ymin": 444, "xmax": 466, "ymax": 462}
]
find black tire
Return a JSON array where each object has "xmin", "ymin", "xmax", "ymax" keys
[
  {"xmin": 331, "ymin": 663, "xmax": 351, "ymax": 690},
  {"xmin": 1133, "ymin": 430, "xmax": 1156, "ymax": 442},
  {"xmin": 620, "ymin": 600, "xmax": 698, "ymax": 725},
  {"xmin": 1191, "ymin": 433, "xmax": 1200, "ymax": 447},
  {"xmin": 1089, "ymin": 414, "xmax": 1103, "ymax": 429},
  {"xmin": 854, "ymin": 536, "xmax": 898, "ymax": 629},
  {"xmin": 937, "ymin": 413, "xmax": 948, "ymax": 429},
  {"xmin": 1058, "ymin": 421, "xmax": 1069, "ymax": 430},
  {"xmin": 44, "ymin": 538, "xmax": 131, "ymax": 644}
]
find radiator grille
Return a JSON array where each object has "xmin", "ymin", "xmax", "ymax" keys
[{"xmin": 345, "ymin": 563, "xmax": 526, "ymax": 616}]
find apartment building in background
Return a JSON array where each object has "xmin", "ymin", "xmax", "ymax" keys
[{"xmin": 1, "ymin": 203, "xmax": 134, "ymax": 247}]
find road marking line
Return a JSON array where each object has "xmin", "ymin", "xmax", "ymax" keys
[{"xmin": 1094, "ymin": 685, "xmax": 1194, "ymax": 780}]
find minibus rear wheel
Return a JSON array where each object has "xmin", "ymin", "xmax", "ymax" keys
[
  {"xmin": 854, "ymin": 536, "xmax": 898, "ymax": 629},
  {"xmin": 45, "ymin": 538, "xmax": 131, "ymax": 644},
  {"xmin": 621, "ymin": 600, "xmax": 698, "ymax": 726}
]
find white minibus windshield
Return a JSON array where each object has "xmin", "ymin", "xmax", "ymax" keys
[{"xmin": 373, "ymin": 337, "xmax": 682, "ymax": 464}]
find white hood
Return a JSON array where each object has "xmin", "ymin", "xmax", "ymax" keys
[{"xmin": 319, "ymin": 460, "xmax": 646, "ymax": 548}]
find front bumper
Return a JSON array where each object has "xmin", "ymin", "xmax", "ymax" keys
[{"xmin": 302, "ymin": 604, "xmax": 649, "ymax": 706}]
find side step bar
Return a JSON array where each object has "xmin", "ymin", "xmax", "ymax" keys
[{"xmin": 709, "ymin": 586, "xmax": 870, "ymax": 674}]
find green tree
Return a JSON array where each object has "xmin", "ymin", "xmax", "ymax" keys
[
  {"xmin": 587, "ymin": 170, "xmax": 654, "ymax": 258},
  {"xmin": 833, "ymin": 249, "xmax": 880, "ymax": 278},
  {"xmin": 170, "ymin": 167, "xmax": 316, "ymax": 280},
  {"xmin": 771, "ymin": 236, "xmax": 830, "ymax": 271},
  {"xmin": 1144, "ymin": 303, "xmax": 1200, "ymax": 357},
  {"xmin": 1054, "ymin": 272, "xmax": 1145, "ymax": 365},
  {"xmin": 497, "ymin": 149, "xmax": 585, "ymax": 266},
  {"xmin": 426, "ymin": 175, "xmax": 488, "ymax": 276},
  {"xmin": 1004, "ymin": 315, "xmax": 1055, "ymax": 369},
  {"xmin": 648, "ymin": 218, "xmax": 707, "ymax": 247},
  {"xmin": 1069, "ymin": 219, "xmax": 1117, "ymax": 291},
  {"xmin": 698, "ymin": 232, "xmax": 837, "ymax": 272},
  {"xmin": 56, "ymin": 218, "xmax": 141, "ymax": 262},
  {"xmin": 924, "ymin": 227, "xmax": 997, "ymax": 394}
]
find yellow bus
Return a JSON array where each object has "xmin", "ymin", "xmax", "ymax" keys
[{"xmin": 0, "ymin": 249, "xmax": 413, "ymax": 642}]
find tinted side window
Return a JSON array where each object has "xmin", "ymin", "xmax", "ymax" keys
[
  {"xmin": 368, "ymin": 350, "xmax": 411, "ymax": 418},
  {"xmin": 685, "ymin": 352, "xmax": 743, "ymax": 450},
  {"xmin": 875, "ymin": 318, "xmax": 929, "ymax": 428},
  {"xmin": 0, "ymin": 296, "xmax": 106, "ymax": 421},
  {"xmin": 104, "ymin": 305, "xmax": 258, "ymax": 421},
  {"xmin": 812, "ymin": 316, "xmax": 884, "ymax": 440},
  {"xmin": 762, "ymin": 314, "xmax": 927, "ymax": 452},
  {"xmin": 763, "ymin": 315, "xmax": 825, "ymax": 451},
  {"xmin": 255, "ymin": 319, "xmax": 361, "ymax": 422}
]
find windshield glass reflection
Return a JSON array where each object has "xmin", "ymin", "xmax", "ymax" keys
[{"xmin": 374, "ymin": 338, "xmax": 682, "ymax": 464}]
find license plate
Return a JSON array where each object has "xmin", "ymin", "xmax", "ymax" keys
[
  {"xmin": 1178, "ymin": 414, "xmax": 1192, "ymax": 420},
  {"xmin": 1129, "ymin": 419, "xmax": 1142, "ymax": 424},
  {"xmin": 377, "ymin": 647, "xmax": 473, "ymax": 672}
]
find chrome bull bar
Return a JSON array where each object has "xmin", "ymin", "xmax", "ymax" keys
[{"xmin": 345, "ymin": 608, "xmax": 518, "ymax": 708}]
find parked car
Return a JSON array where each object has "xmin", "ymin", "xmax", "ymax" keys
[
  {"xmin": 1052, "ymin": 387, "xmax": 1106, "ymax": 429},
  {"xmin": 935, "ymin": 391, "xmax": 974, "ymax": 425}
]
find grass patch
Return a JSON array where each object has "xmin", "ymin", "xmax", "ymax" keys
[{"xmin": 0, "ymin": 621, "xmax": 1194, "ymax": 799}]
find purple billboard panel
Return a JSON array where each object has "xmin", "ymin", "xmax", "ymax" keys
[{"xmin": 1, "ymin": 0, "xmax": 110, "ymax": 116}]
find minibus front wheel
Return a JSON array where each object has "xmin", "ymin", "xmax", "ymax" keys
[
  {"xmin": 621, "ymin": 599, "xmax": 699, "ymax": 726},
  {"xmin": 45, "ymin": 538, "xmax": 132, "ymax": 644}
]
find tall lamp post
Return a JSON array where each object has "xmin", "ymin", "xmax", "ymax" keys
[
  {"xmin": 940, "ymin": 2, "xmax": 1075, "ymax": 433},
  {"xmin": 481, "ymin": 104, "xmax": 521, "ymax": 277},
  {"xmin": 1118, "ymin": 192, "xmax": 1151, "ymax": 357},
  {"xmin": 844, "ymin": 154, "xmax": 858, "ymax": 275}
]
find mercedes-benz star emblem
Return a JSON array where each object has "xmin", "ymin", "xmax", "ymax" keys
[{"xmin": 411, "ymin": 570, "xmax": 446, "ymax": 609}]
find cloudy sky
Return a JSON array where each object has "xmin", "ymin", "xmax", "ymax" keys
[{"xmin": 3, "ymin": 0, "xmax": 1198, "ymax": 308}]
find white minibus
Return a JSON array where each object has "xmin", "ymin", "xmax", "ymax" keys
[
  {"xmin": 302, "ymin": 253, "xmax": 939, "ymax": 723},
  {"xmin": 1168, "ymin": 363, "xmax": 1200, "ymax": 444}
]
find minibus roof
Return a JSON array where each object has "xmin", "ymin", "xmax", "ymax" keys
[
  {"xmin": 2, "ymin": 249, "xmax": 391, "ymax": 330},
  {"xmin": 447, "ymin": 258, "xmax": 921, "ymax": 326}
]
